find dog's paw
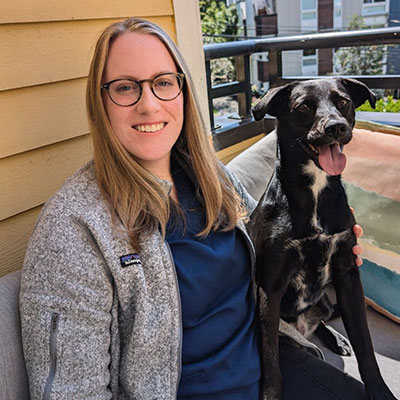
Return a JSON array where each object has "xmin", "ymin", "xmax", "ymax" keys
[
  {"xmin": 315, "ymin": 322, "xmax": 352, "ymax": 356},
  {"xmin": 368, "ymin": 385, "xmax": 398, "ymax": 400},
  {"xmin": 262, "ymin": 381, "xmax": 282, "ymax": 400},
  {"xmin": 262, "ymin": 389, "xmax": 281, "ymax": 400},
  {"xmin": 328, "ymin": 327, "xmax": 352, "ymax": 356}
]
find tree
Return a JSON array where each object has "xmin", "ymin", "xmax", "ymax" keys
[
  {"xmin": 199, "ymin": 0, "xmax": 239, "ymax": 44},
  {"xmin": 334, "ymin": 15, "xmax": 386, "ymax": 75},
  {"xmin": 199, "ymin": 0, "xmax": 240, "ymax": 84}
]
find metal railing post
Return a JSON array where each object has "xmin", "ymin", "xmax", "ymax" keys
[
  {"xmin": 205, "ymin": 60, "xmax": 215, "ymax": 130},
  {"xmin": 236, "ymin": 55, "xmax": 252, "ymax": 119},
  {"xmin": 268, "ymin": 50, "xmax": 282, "ymax": 88}
]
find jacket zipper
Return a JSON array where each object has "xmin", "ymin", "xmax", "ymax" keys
[
  {"xmin": 43, "ymin": 312, "xmax": 60, "ymax": 400},
  {"xmin": 164, "ymin": 240, "xmax": 183, "ymax": 399},
  {"xmin": 237, "ymin": 223, "xmax": 257, "ymax": 301}
]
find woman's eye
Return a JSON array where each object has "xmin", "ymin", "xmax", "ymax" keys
[
  {"xmin": 297, "ymin": 103, "xmax": 310, "ymax": 112},
  {"xmin": 116, "ymin": 84, "xmax": 133, "ymax": 92},
  {"xmin": 156, "ymin": 79, "xmax": 173, "ymax": 87}
]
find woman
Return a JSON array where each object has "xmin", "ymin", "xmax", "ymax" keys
[{"xmin": 20, "ymin": 17, "xmax": 365, "ymax": 400}]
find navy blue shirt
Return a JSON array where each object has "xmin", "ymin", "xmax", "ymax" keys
[{"xmin": 166, "ymin": 162, "xmax": 260, "ymax": 399}]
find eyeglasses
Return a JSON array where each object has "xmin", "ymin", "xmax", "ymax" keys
[{"xmin": 101, "ymin": 72, "xmax": 185, "ymax": 107}]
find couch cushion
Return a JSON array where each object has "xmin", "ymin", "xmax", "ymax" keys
[
  {"xmin": 227, "ymin": 131, "xmax": 277, "ymax": 202},
  {"xmin": 342, "ymin": 128, "xmax": 400, "ymax": 324},
  {"xmin": 0, "ymin": 270, "xmax": 30, "ymax": 400}
]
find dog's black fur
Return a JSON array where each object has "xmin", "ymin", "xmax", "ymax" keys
[{"xmin": 250, "ymin": 78, "xmax": 396, "ymax": 400}]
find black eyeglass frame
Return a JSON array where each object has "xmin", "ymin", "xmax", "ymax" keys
[{"xmin": 101, "ymin": 72, "xmax": 185, "ymax": 107}]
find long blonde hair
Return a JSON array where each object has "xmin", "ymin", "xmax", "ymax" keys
[{"xmin": 86, "ymin": 17, "xmax": 246, "ymax": 249}]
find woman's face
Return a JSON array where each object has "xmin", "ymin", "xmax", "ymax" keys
[{"xmin": 102, "ymin": 32, "xmax": 184, "ymax": 179}]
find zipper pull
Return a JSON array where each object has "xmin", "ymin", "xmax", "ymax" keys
[{"xmin": 51, "ymin": 313, "xmax": 59, "ymax": 331}]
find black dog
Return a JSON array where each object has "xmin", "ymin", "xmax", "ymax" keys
[{"xmin": 250, "ymin": 78, "xmax": 396, "ymax": 400}]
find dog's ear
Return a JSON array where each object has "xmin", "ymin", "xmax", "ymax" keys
[
  {"xmin": 252, "ymin": 82, "xmax": 297, "ymax": 120},
  {"xmin": 338, "ymin": 78, "xmax": 376, "ymax": 109}
]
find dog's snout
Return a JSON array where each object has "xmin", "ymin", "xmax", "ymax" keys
[{"xmin": 325, "ymin": 121, "xmax": 348, "ymax": 138}]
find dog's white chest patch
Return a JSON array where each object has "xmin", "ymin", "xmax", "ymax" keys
[
  {"xmin": 303, "ymin": 161, "xmax": 328, "ymax": 229},
  {"xmin": 303, "ymin": 161, "xmax": 328, "ymax": 199}
]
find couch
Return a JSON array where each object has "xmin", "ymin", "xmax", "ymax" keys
[{"xmin": 1, "ymin": 131, "xmax": 399, "ymax": 399}]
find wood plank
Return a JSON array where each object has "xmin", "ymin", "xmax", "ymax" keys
[
  {"xmin": 0, "ymin": 78, "xmax": 88, "ymax": 158},
  {"xmin": 0, "ymin": 16, "xmax": 175, "ymax": 91},
  {"xmin": 0, "ymin": 0, "xmax": 173, "ymax": 24},
  {"xmin": 172, "ymin": 0, "xmax": 210, "ymax": 131},
  {"xmin": 0, "ymin": 135, "xmax": 92, "ymax": 221},
  {"xmin": 0, "ymin": 207, "xmax": 41, "ymax": 277},
  {"xmin": 217, "ymin": 134, "xmax": 265, "ymax": 164}
]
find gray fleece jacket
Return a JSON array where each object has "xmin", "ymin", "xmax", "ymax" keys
[{"xmin": 20, "ymin": 160, "xmax": 321, "ymax": 400}]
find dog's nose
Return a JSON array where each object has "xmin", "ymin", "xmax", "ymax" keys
[{"xmin": 325, "ymin": 121, "xmax": 347, "ymax": 138}]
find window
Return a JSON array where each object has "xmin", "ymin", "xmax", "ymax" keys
[
  {"xmin": 334, "ymin": 0, "xmax": 342, "ymax": 16},
  {"xmin": 301, "ymin": 0, "xmax": 316, "ymax": 10},
  {"xmin": 301, "ymin": 0, "xmax": 317, "ymax": 30},
  {"xmin": 334, "ymin": 0, "xmax": 342, "ymax": 29},
  {"xmin": 302, "ymin": 12, "xmax": 317, "ymax": 20},
  {"xmin": 363, "ymin": 5, "xmax": 386, "ymax": 15},
  {"xmin": 362, "ymin": 0, "xmax": 386, "ymax": 16},
  {"xmin": 303, "ymin": 58, "xmax": 317, "ymax": 66},
  {"xmin": 303, "ymin": 49, "xmax": 316, "ymax": 57},
  {"xmin": 302, "ymin": 49, "xmax": 317, "ymax": 75}
]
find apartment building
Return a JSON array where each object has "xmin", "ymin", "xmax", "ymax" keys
[{"xmin": 242, "ymin": 0, "xmax": 396, "ymax": 90}]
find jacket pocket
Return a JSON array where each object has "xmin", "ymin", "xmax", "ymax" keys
[{"xmin": 43, "ymin": 312, "xmax": 60, "ymax": 400}]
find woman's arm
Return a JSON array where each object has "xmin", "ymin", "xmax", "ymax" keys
[{"xmin": 20, "ymin": 203, "xmax": 114, "ymax": 400}]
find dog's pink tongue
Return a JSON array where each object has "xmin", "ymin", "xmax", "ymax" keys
[{"xmin": 318, "ymin": 143, "xmax": 346, "ymax": 176}]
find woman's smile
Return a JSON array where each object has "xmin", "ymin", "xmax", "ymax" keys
[{"xmin": 132, "ymin": 122, "xmax": 167, "ymax": 133}]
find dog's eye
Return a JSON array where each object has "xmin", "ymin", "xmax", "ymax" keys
[
  {"xmin": 338, "ymin": 98, "xmax": 349, "ymax": 107},
  {"xmin": 296, "ymin": 103, "xmax": 310, "ymax": 112}
]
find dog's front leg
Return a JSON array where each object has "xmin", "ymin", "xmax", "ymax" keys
[
  {"xmin": 257, "ymin": 247, "xmax": 297, "ymax": 400},
  {"xmin": 332, "ymin": 239, "xmax": 397, "ymax": 400},
  {"xmin": 258, "ymin": 284, "xmax": 282, "ymax": 400}
]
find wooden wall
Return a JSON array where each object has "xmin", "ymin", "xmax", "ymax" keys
[{"xmin": 0, "ymin": 1, "xmax": 192, "ymax": 277}]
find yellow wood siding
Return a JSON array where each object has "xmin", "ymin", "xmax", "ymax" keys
[
  {"xmin": 1, "ymin": 1, "xmax": 174, "ymax": 24},
  {"xmin": 0, "ymin": 1, "xmax": 176, "ymax": 277},
  {"xmin": 217, "ymin": 134, "xmax": 266, "ymax": 164},
  {"xmin": 1, "ymin": 79, "xmax": 88, "ymax": 158},
  {"xmin": 1, "ymin": 136, "xmax": 92, "ymax": 221},
  {"xmin": 0, "ymin": 208, "xmax": 41, "ymax": 278},
  {"xmin": 0, "ymin": 17, "xmax": 175, "ymax": 91}
]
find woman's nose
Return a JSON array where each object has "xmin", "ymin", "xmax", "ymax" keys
[{"xmin": 135, "ymin": 83, "xmax": 161, "ymax": 113}]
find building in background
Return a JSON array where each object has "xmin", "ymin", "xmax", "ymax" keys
[
  {"xmin": 388, "ymin": 0, "xmax": 400, "ymax": 75},
  {"xmin": 231, "ymin": 0, "xmax": 396, "ymax": 93}
]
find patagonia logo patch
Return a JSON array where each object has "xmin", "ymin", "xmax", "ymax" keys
[{"xmin": 120, "ymin": 253, "xmax": 141, "ymax": 268}]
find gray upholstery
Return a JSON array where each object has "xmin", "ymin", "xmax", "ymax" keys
[
  {"xmin": 313, "ymin": 305, "xmax": 400, "ymax": 397},
  {"xmin": 227, "ymin": 130, "xmax": 277, "ymax": 202},
  {"xmin": 0, "ymin": 270, "xmax": 29, "ymax": 400}
]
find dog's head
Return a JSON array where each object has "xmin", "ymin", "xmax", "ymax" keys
[{"xmin": 252, "ymin": 78, "xmax": 376, "ymax": 175}]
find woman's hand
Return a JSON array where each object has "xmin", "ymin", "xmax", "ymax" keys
[{"xmin": 351, "ymin": 207, "xmax": 364, "ymax": 267}]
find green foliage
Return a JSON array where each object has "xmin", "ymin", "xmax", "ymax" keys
[
  {"xmin": 334, "ymin": 15, "xmax": 386, "ymax": 75},
  {"xmin": 357, "ymin": 96, "xmax": 400, "ymax": 113},
  {"xmin": 199, "ymin": 0, "xmax": 240, "ymax": 84},
  {"xmin": 199, "ymin": 0, "xmax": 239, "ymax": 44}
]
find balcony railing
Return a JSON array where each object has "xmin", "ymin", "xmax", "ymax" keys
[{"xmin": 204, "ymin": 26, "xmax": 400, "ymax": 149}]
